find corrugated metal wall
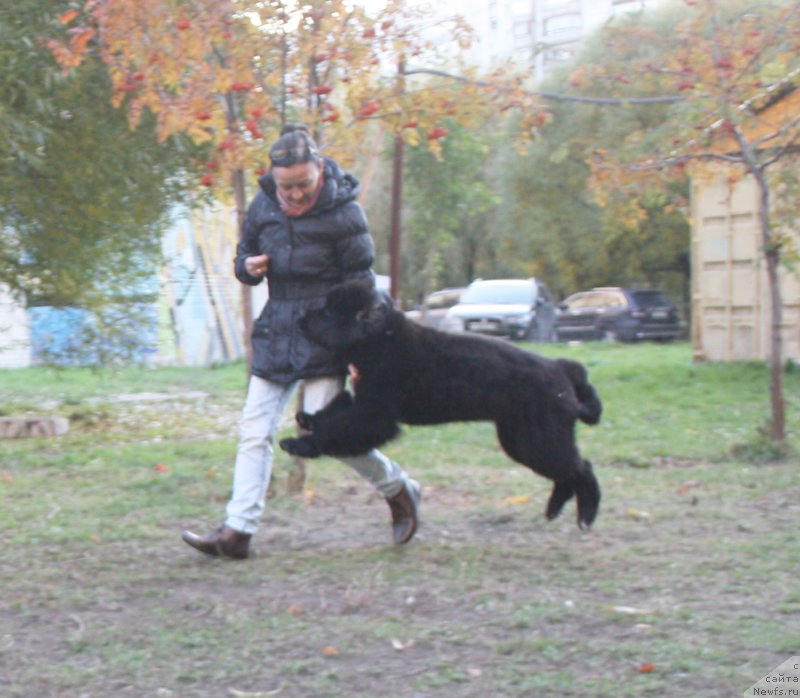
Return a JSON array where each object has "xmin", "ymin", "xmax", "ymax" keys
[{"xmin": 158, "ymin": 203, "xmax": 267, "ymax": 367}]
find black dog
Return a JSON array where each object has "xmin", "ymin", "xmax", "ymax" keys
[{"xmin": 280, "ymin": 281, "xmax": 603, "ymax": 528}]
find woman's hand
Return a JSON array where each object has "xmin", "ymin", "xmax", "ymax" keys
[{"xmin": 245, "ymin": 254, "xmax": 269, "ymax": 277}]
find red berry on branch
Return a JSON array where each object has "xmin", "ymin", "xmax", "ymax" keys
[{"xmin": 358, "ymin": 101, "xmax": 380, "ymax": 117}]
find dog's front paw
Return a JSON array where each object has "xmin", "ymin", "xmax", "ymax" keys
[
  {"xmin": 295, "ymin": 411, "xmax": 315, "ymax": 431},
  {"xmin": 279, "ymin": 437, "xmax": 322, "ymax": 458}
]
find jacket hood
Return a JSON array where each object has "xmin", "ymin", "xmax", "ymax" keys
[{"xmin": 258, "ymin": 156, "xmax": 360, "ymax": 217}]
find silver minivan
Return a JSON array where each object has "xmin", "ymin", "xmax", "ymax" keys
[{"xmin": 442, "ymin": 278, "xmax": 556, "ymax": 342}]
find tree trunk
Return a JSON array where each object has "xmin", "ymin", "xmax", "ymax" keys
[
  {"xmin": 753, "ymin": 169, "xmax": 786, "ymax": 447},
  {"xmin": 389, "ymin": 134, "xmax": 404, "ymax": 303},
  {"xmin": 232, "ymin": 167, "xmax": 252, "ymax": 367},
  {"xmin": 388, "ymin": 59, "xmax": 407, "ymax": 303},
  {"xmin": 222, "ymin": 84, "xmax": 252, "ymax": 369}
]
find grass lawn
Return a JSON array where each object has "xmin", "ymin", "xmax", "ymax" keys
[{"xmin": 0, "ymin": 341, "xmax": 798, "ymax": 697}]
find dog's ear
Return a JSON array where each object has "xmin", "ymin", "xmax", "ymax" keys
[{"xmin": 355, "ymin": 290, "xmax": 393, "ymax": 334}]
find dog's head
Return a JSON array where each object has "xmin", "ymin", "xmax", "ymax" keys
[{"xmin": 300, "ymin": 280, "xmax": 396, "ymax": 350}]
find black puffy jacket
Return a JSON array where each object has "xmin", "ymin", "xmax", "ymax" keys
[{"xmin": 235, "ymin": 157, "xmax": 375, "ymax": 384}]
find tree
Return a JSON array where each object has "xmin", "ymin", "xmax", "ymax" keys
[
  {"xmin": 395, "ymin": 72, "xmax": 691, "ymax": 304},
  {"xmin": 491, "ymin": 38, "xmax": 692, "ymax": 304},
  {"xmin": 47, "ymin": 0, "xmax": 545, "ymax": 314},
  {"xmin": 0, "ymin": 1, "xmax": 196, "ymax": 313},
  {"xmin": 0, "ymin": 1, "xmax": 62, "ymax": 178},
  {"xmin": 581, "ymin": 0, "xmax": 800, "ymax": 451},
  {"xmin": 47, "ymin": 0, "xmax": 534, "ymax": 188},
  {"xmin": 401, "ymin": 121, "xmax": 501, "ymax": 300}
]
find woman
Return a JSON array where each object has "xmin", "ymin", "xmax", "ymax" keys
[{"xmin": 182, "ymin": 126, "xmax": 420, "ymax": 559}]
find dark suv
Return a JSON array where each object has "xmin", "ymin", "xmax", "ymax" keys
[
  {"xmin": 555, "ymin": 287, "xmax": 683, "ymax": 343},
  {"xmin": 442, "ymin": 278, "xmax": 556, "ymax": 341}
]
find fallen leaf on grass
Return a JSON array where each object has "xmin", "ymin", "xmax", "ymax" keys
[
  {"xmin": 609, "ymin": 606, "xmax": 655, "ymax": 616},
  {"xmin": 391, "ymin": 638, "xmax": 415, "ymax": 651},
  {"xmin": 503, "ymin": 494, "xmax": 531, "ymax": 505},
  {"xmin": 287, "ymin": 604, "xmax": 304, "ymax": 616},
  {"xmin": 229, "ymin": 686, "xmax": 285, "ymax": 697},
  {"xmin": 154, "ymin": 463, "xmax": 169, "ymax": 473},
  {"xmin": 636, "ymin": 663, "xmax": 657, "ymax": 673},
  {"xmin": 626, "ymin": 508, "xmax": 652, "ymax": 520},
  {"xmin": 322, "ymin": 646, "xmax": 339, "ymax": 657}
]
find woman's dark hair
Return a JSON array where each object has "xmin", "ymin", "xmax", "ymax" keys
[{"xmin": 269, "ymin": 125, "xmax": 321, "ymax": 168}]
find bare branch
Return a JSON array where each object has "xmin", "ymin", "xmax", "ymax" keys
[
  {"xmin": 621, "ymin": 150, "xmax": 746, "ymax": 172},
  {"xmin": 401, "ymin": 67, "xmax": 684, "ymax": 105},
  {"xmin": 752, "ymin": 113, "xmax": 800, "ymax": 151},
  {"xmin": 536, "ymin": 91, "xmax": 684, "ymax": 105},
  {"xmin": 760, "ymin": 139, "xmax": 800, "ymax": 169}
]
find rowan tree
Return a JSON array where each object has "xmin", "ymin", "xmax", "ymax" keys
[
  {"xmin": 48, "ymin": 0, "xmax": 545, "ymax": 325},
  {"xmin": 48, "ymin": 0, "xmax": 540, "ymax": 192},
  {"xmin": 579, "ymin": 0, "xmax": 800, "ymax": 451}
]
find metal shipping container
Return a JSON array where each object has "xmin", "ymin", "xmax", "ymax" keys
[{"xmin": 691, "ymin": 174, "xmax": 800, "ymax": 362}]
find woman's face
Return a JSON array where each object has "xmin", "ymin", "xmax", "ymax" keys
[{"xmin": 272, "ymin": 161, "xmax": 321, "ymax": 208}]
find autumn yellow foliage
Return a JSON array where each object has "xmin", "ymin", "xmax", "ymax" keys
[{"xmin": 48, "ymin": 0, "xmax": 544, "ymax": 194}]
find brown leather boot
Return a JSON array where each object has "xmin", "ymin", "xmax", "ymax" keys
[
  {"xmin": 386, "ymin": 480, "xmax": 421, "ymax": 545},
  {"xmin": 181, "ymin": 526, "xmax": 251, "ymax": 560}
]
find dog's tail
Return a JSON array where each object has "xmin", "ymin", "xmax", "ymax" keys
[{"xmin": 557, "ymin": 358, "xmax": 602, "ymax": 425}]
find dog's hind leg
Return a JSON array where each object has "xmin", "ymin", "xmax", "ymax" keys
[
  {"xmin": 573, "ymin": 459, "xmax": 601, "ymax": 529},
  {"xmin": 547, "ymin": 458, "xmax": 600, "ymax": 528},
  {"xmin": 496, "ymin": 418, "xmax": 600, "ymax": 528},
  {"xmin": 548, "ymin": 460, "xmax": 601, "ymax": 528},
  {"xmin": 494, "ymin": 417, "xmax": 533, "ymax": 465},
  {"xmin": 495, "ymin": 417, "xmax": 575, "ymax": 520},
  {"xmin": 545, "ymin": 482, "xmax": 575, "ymax": 521}
]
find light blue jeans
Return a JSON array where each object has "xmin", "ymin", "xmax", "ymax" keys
[{"xmin": 225, "ymin": 375, "xmax": 412, "ymax": 535}]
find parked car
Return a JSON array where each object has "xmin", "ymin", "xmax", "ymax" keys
[
  {"xmin": 555, "ymin": 287, "xmax": 683, "ymax": 343},
  {"xmin": 405, "ymin": 287, "xmax": 465, "ymax": 329},
  {"xmin": 442, "ymin": 278, "xmax": 557, "ymax": 341}
]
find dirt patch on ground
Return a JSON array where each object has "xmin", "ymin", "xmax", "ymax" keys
[{"xmin": 1, "ymin": 393, "xmax": 798, "ymax": 697}]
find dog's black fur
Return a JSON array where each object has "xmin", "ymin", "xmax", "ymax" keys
[{"xmin": 280, "ymin": 280, "xmax": 603, "ymax": 528}]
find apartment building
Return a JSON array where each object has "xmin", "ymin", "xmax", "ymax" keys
[{"xmin": 449, "ymin": 0, "xmax": 663, "ymax": 79}]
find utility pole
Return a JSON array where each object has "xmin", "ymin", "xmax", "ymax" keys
[{"xmin": 388, "ymin": 58, "xmax": 406, "ymax": 303}]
